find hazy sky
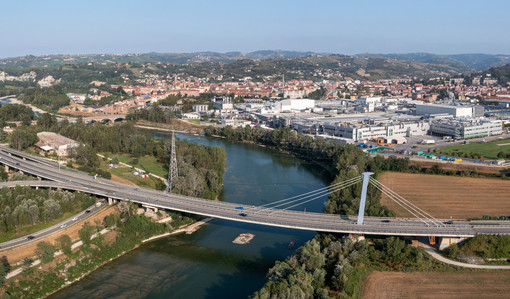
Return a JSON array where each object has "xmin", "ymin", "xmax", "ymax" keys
[{"xmin": 1, "ymin": 0, "xmax": 509, "ymax": 58}]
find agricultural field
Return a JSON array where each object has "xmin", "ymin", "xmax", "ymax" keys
[
  {"xmin": 378, "ymin": 172, "xmax": 510, "ymax": 218},
  {"xmin": 437, "ymin": 138, "xmax": 510, "ymax": 160},
  {"xmin": 362, "ymin": 271, "xmax": 510, "ymax": 299}
]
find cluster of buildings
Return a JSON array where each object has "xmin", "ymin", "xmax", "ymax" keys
[{"xmin": 249, "ymin": 97, "xmax": 505, "ymax": 144}]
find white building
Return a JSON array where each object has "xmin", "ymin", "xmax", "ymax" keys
[
  {"xmin": 429, "ymin": 118, "xmax": 502, "ymax": 139},
  {"xmin": 276, "ymin": 99, "xmax": 315, "ymax": 112},
  {"xmin": 415, "ymin": 103, "xmax": 473, "ymax": 118}
]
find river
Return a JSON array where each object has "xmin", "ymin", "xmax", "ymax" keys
[{"xmin": 50, "ymin": 132, "xmax": 333, "ymax": 299}]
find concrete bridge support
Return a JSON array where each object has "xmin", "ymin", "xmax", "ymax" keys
[
  {"xmin": 142, "ymin": 204, "xmax": 158, "ymax": 213},
  {"xmin": 108, "ymin": 197, "xmax": 116, "ymax": 205},
  {"xmin": 4, "ymin": 165, "xmax": 8, "ymax": 172},
  {"xmin": 439, "ymin": 237, "xmax": 465, "ymax": 250},
  {"xmin": 357, "ymin": 172, "xmax": 373, "ymax": 225}
]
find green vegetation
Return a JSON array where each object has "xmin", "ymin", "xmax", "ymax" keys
[
  {"xmin": 252, "ymin": 234, "xmax": 450, "ymax": 298},
  {"xmin": 18, "ymin": 87, "xmax": 70, "ymax": 111},
  {"xmin": 4, "ymin": 203, "xmax": 195, "ymax": 298},
  {"xmin": 8, "ymin": 120, "xmax": 226, "ymax": 198},
  {"xmin": 126, "ymin": 104, "xmax": 176, "ymax": 123},
  {"xmin": 115, "ymin": 154, "xmax": 167, "ymax": 177},
  {"xmin": 0, "ymin": 187, "xmax": 96, "ymax": 240},
  {"xmin": 444, "ymin": 235, "xmax": 510, "ymax": 261},
  {"xmin": 35, "ymin": 241, "xmax": 56, "ymax": 263},
  {"xmin": 438, "ymin": 138, "xmax": 510, "ymax": 160},
  {"xmin": 0, "ymin": 104, "xmax": 35, "ymax": 127}
]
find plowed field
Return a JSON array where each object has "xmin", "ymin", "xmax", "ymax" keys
[
  {"xmin": 378, "ymin": 172, "xmax": 510, "ymax": 218},
  {"xmin": 362, "ymin": 271, "xmax": 510, "ymax": 299}
]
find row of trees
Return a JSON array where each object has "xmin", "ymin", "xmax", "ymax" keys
[{"xmin": 0, "ymin": 187, "xmax": 96, "ymax": 232}]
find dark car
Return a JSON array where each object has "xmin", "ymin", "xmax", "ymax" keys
[
  {"xmin": 134, "ymin": 188, "xmax": 140, "ymax": 191},
  {"xmin": 382, "ymin": 220, "xmax": 391, "ymax": 223},
  {"xmin": 27, "ymin": 236, "xmax": 35, "ymax": 240},
  {"xmin": 239, "ymin": 212, "xmax": 247, "ymax": 217},
  {"xmin": 444, "ymin": 221, "xmax": 453, "ymax": 225},
  {"xmin": 85, "ymin": 210, "xmax": 91, "ymax": 213}
]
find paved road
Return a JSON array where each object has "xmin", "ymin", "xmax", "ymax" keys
[
  {"xmin": 421, "ymin": 245, "xmax": 510, "ymax": 269},
  {"xmin": 1, "ymin": 145, "xmax": 510, "ymax": 237},
  {"xmin": 0, "ymin": 197, "xmax": 103, "ymax": 250}
]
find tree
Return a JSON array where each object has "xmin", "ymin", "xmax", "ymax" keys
[
  {"xmin": 0, "ymin": 262, "xmax": 7, "ymax": 288},
  {"xmin": 37, "ymin": 113, "xmax": 58, "ymax": 129},
  {"xmin": 22, "ymin": 257, "xmax": 33, "ymax": 273},
  {"xmin": 79, "ymin": 222, "xmax": 94, "ymax": 245},
  {"xmin": 36, "ymin": 241, "xmax": 55, "ymax": 263},
  {"xmin": 56, "ymin": 234, "xmax": 73, "ymax": 256}
]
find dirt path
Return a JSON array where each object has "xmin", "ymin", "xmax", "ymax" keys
[{"xmin": 420, "ymin": 244, "xmax": 510, "ymax": 269}]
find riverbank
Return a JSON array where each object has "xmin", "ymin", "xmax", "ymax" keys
[{"xmin": 4, "ymin": 212, "xmax": 213, "ymax": 298}]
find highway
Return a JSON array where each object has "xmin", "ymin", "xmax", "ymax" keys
[
  {"xmin": 1, "ymin": 145, "xmax": 510, "ymax": 238},
  {"xmin": 0, "ymin": 194, "xmax": 103, "ymax": 251}
]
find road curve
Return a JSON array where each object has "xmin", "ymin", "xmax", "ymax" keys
[{"xmin": 421, "ymin": 245, "xmax": 510, "ymax": 269}]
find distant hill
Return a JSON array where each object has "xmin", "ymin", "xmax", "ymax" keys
[
  {"xmin": 360, "ymin": 53, "xmax": 510, "ymax": 72},
  {"xmin": 2, "ymin": 51, "xmax": 509, "ymax": 81},
  {"xmin": 0, "ymin": 50, "xmax": 321, "ymax": 68}
]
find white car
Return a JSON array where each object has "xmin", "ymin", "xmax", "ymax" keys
[
  {"xmin": 60, "ymin": 224, "xmax": 67, "ymax": 228},
  {"xmin": 72, "ymin": 217, "xmax": 78, "ymax": 221}
]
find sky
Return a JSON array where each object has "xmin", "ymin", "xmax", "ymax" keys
[{"xmin": 1, "ymin": 0, "xmax": 510, "ymax": 58}]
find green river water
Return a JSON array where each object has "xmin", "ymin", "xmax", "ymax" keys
[{"xmin": 50, "ymin": 132, "xmax": 333, "ymax": 299}]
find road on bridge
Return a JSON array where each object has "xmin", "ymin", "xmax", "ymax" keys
[{"xmin": 1, "ymin": 145, "xmax": 510, "ymax": 238}]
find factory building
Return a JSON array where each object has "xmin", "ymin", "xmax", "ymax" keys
[
  {"xmin": 429, "ymin": 118, "xmax": 502, "ymax": 139},
  {"xmin": 415, "ymin": 103, "xmax": 474, "ymax": 118}
]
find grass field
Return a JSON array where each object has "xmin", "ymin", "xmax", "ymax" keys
[
  {"xmin": 362, "ymin": 271, "xmax": 510, "ymax": 299},
  {"xmin": 438, "ymin": 138, "xmax": 510, "ymax": 160},
  {"xmin": 98, "ymin": 161, "xmax": 164, "ymax": 190},
  {"xmin": 378, "ymin": 172, "xmax": 510, "ymax": 218},
  {"xmin": 113, "ymin": 154, "xmax": 167, "ymax": 177}
]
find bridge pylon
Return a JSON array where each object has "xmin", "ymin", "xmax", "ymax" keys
[
  {"xmin": 165, "ymin": 131, "xmax": 178, "ymax": 193},
  {"xmin": 357, "ymin": 172, "xmax": 373, "ymax": 225}
]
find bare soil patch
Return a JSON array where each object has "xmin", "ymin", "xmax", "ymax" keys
[
  {"xmin": 0, "ymin": 206, "xmax": 117, "ymax": 264},
  {"xmin": 362, "ymin": 271, "xmax": 510, "ymax": 299},
  {"xmin": 379, "ymin": 172, "xmax": 510, "ymax": 218}
]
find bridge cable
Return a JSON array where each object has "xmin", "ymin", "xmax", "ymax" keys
[
  {"xmin": 249, "ymin": 175, "xmax": 363, "ymax": 212},
  {"xmin": 265, "ymin": 178, "xmax": 363, "ymax": 214},
  {"xmin": 369, "ymin": 178, "xmax": 444, "ymax": 227},
  {"xmin": 255, "ymin": 176, "xmax": 362, "ymax": 212}
]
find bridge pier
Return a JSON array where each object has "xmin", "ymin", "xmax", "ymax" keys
[
  {"xmin": 142, "ymin": 204, "xmax": 158, "ymax": 213},
  {"xmin": 357, "ymin": 172, "xmax": 373, "ymax": 225},
  {"xmin": 108, "ymin": 197, "xmax": 116, "ymax": 205},
  {"xmin": 439, "ymin": 237, "xmax": 464, "ymax": 250},
  {"xmin": 4, "ymin": 165, "xmax": 8, "ymax": 172}
]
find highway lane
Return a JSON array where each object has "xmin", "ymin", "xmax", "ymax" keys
[{"xmin": 1, "ymin": 146, "xmax": 510, "ymax": 237}]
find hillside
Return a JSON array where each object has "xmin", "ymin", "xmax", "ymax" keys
[
  {"xmin": 362, "ymin": 53, "xmax": 510, "ymax": 72},
  {"xmin": 485, "ymin": 63, "xmax": 510, "ymax": 85}
]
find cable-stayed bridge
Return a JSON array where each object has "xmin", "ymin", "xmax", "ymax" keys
[{"xmin": 0, "ymin": 145, "xmax": 509, "ymax": 238}]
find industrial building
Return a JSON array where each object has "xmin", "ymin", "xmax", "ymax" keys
[
  {"xmin": 415, "ymin": 103, "xmax": 475, "ymax": 118},
  {"xmin": 276, "ymin": 99, "xmax": 315, "ymax": 112},
  {"xmin": 429, "ymin": 118, "xmax": 502, "ymax": 139}
]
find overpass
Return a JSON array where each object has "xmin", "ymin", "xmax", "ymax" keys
[{"xmin": 1, "ymin": 145, "xmax": 510, "ymax": 238}]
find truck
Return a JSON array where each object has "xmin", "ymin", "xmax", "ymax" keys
[
  {"xmin": 421, "ymin": 139, "xmax": 435, "ymax": 144},
  {"xmin": 454, "ymin": 158, "xmax": 463, "ymax": 162}
]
